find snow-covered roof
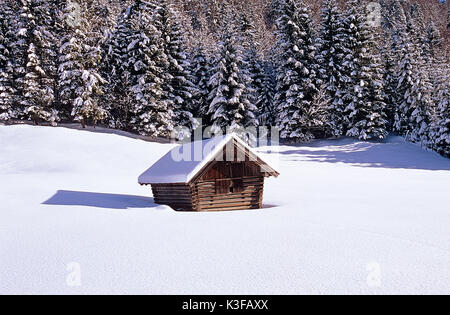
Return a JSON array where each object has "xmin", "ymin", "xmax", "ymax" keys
[{"xmin": 138, "ymin": 134, "xmax": 279, "ymax": 185}]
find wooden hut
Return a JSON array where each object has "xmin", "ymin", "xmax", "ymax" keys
[{"xmin": 138, "ymin": 134, "xmax": 279, "ymax": 211}]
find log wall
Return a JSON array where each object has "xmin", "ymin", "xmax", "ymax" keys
[
  {"xmin": 193, "ymin": 176, "xmax": 264, "ymax": 211},
  {"xmin": 150, "ymin": 161, "xmax": 266, "ymax": 212},
  {"xmin": 151, "ymin": 183, "xmax": 196, "ymax": 211}
]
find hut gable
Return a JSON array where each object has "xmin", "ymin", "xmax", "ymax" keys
[
  {"xmin": 138, "ymin": 134, "xmax": 279, "ymax": 185},
  {"xmin": 138, "ymin": 134, "xmax": 279, "ymax": 211}
]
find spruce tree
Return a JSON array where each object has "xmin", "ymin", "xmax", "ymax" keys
[
  {"xmin": 101, "ymin": 5, "xmax": 136, "ymax": 129},
  {"xmin": 58, "ymin": 0, "xmax": 107, "ymax": 127},
  {"xmin": 9, "ymin": 0, "xmax": 31, "ymax": 118},
  {"xmin": 429, "ymin": 59, "xmax": 449, "ymax": 157},
  {"xmin": 316, "ymin": 0, "xmax": 347, "ymax": 137},
  {"xmin": 381, "ymin": 0, "xmax": 408, "ymax": 133},
  {"xmin": 207, "ymin": 10, "xmax": 257, "ymax": 134},
  {"xmin": 274, "ymin": 0, "xmax": 320, "ymax": 142},
  {"xmin": 430, "ymin": 76, "xmax": 449, "ymax": 157},
  {"xmin": 237, "ymin": 8, "xmax": 260, "ymax": 123},
  {"xmin": 128, "ymin": 11, "xmax": 174, "ymax": 138},
  {"xmin": 190, "ymin": 47, "xmax": 210, "ymax": 120},
  {"xmin": 15, "ymin": 0, "xmax": 58, "ymax": 125},
  {"xmin": 381, "ymin": 35, "xmax": 399, "ymax": 132},
  {"xmin": 0, "ymin": 2, "xmax": 15, "ymax": 120},
  {"xmin": 309, "ymin": 84, "xmax": 330, "ymax": 138},
  {"xmin": 258, "ymin": 61, "xmax": 277, "ymax": 127},
  {"xmin": 105, "ymin": 0, "xmax": 174, "ymax": 137},
  {"xmin": 394, "ymin": 5, "xmax": 434, "ymax": 144},
  {"xmin": 423, "ymin": 20, "xmax": 442, "ymax": 60},
  {"xmin": 339, "ymin": 0, "xmax": 361, "ymax": 133},
  {"xmin": 153, "ymin": 0, "xmax": 197, "ymax": 136},
  {"xmin": 343, "ymin": 0, "xmax": 388, "ymax": 140}
]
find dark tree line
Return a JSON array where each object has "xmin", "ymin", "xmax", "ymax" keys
[{"xmin": 0, "ymin": 0, "xmax": 448, "ymax": 156}]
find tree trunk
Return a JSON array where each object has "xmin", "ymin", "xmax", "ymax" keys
[{"xmin": 81, "ymin": 118, "xmax": 86, "ymax": 129}]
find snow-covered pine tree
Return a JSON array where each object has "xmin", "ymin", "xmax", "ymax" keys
[
  {"xmin": 237, "ymin": 7, "xmax": 263, "ymax": 126},
  {"xmin": 258, "ymin": 61, "xmax": 277, "ymax": 127},
  {"xmin": 380, "ymin": 0, "xmax": 409, "ymax": 133},
  {"xmin": 153, "ymin": 0, "xmax": 198, "ymax": 137},
  {"xmin": 381, "ymin": 33, "xmax": 399, "ymax": 132},
  {"xmin": 101, "ymin": 4, "xmax": 136, "ymax": 129},
  {"xmin": 207, "ymin": 6, "xmax": 257, "ymax": 134},
  {"xmin": 424, "ymin": 19, "xmax": 448, "ymax": 155},
  {"xmin": 309, "ymin": 84, "xmax": 330, "ymax": 138},
  {"xmin": 57, "ymin": 0, "xmax": 107, "ymax": 127},
  {"xmin": 16, "ymin": 0, "xmax": 58, "ymax": 125},
  {"xmin": 70, "ymin": 47, "xmax": 107, "ymax": 127},
  {"xmin": 423, "ymin": 20, "xmax": 442, "ymax": 60},
  {"xmin": 316, "ymin": 0, "xmax": 347, "ymax": 137},
  {"xmin": 190, "ymin": 46, "xmax": 210, "ymax": 120},
  {"xmin": 429, "ymin": 69, "xmax": 449, "ymax": 157},
  {"xmin": 102, "ymin": 0, "xmax": 174, "ymax": 137},
  {"xmin": 343, "ymin": 0, "xmax": 388, "ymax": 140},
  {"xmin": 0, "ymin": 1, "xmax": 15, "ymax": 120},
  {"xmin": 55, "ymin": 0, "xmax": 81, "ymax": 120},
  {"xmin": 274, "ymin": 0, "xmax": 320, "ymax": 142},
  {"xmin": 339, "ymin": 0, "xmax": 362, "ymax": 134},
  {"xmin": 394, "ymin": 5, "xmax": 434, "ymax": 145},
  {"xmin": 22, "ymin": 43, "xmax": 56, "ymax": 125},
  {"xmin": 127, "ymin": 3, "xmax": 174, "ymax": 138},
  {"xmin": 9, "ymin": 0, "xmax": 31, "ymax": 119}
]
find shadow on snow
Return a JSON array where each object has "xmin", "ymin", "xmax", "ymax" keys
[
  {"xmin": 269, "ymin": 137, "xmax": 450, "ymax": 171},
  {"xmin": 43, "ymin": 190, "xmax": 159, "ymax": 210}
]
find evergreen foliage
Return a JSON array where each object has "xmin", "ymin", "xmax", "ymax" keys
[
  {"xmin": 0, "ymin": 1, "xmax": 15, "ymax": 120},
  {"xmin": 0, "ymin": 0, "xmax": 447, "ymax": 157},
  {"xmin": 274, "ymin": 0, "xmax": 320, "ymax": 142},
  {"xmin": 207, "ymin": 6, "xmax": 257, "ymax": 134}
]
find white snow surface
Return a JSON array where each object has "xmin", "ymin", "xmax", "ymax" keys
[{"xmin": 1, "ymin": 125, "xmax": 449, "ymax": 295}]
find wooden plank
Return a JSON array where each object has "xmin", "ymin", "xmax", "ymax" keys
[
  {"xmin": 155, "ymin": 199, "xmax": 193, "ymax": 205},
  {"xmin": 152, "ymin": 183, "xmax": 190, "ymax": 187},
  {"xmin": 200, "ymin": 204, "xmax": 260, "ymax": 211},
  {"xmin": 196, "ymin": 188, "xmax": 262, "ymax": 197},
  {"xmin": 198, "ymin": 176, "xmax": 262, "ymax": 183},
  {"xmin": 198, "ymin": 193, "xmax": 260, "ymax": 201},
  {"xmin": 153, "ymin": 188, "xmax": 192, "ymax": 193},
  {"xmin": 153, "ymin": 192, "xmax": 192, "ymax": 198},
  {"xmin": 200, "ymin": 200, "xmax": 257, "ymax": 209},
  {"xmin": 155, "ymin": 199, "xmax": 194, "ymax": 205},
  {"xmin": 196, "ymin": 181, "xmax": 263, "ymax": 189},
  {"xmin": 199, "ymin": 200, "xmax": 260, "ymax": 207},
  {"xmin": 155, "ymin": 196, "xmax": 192, "ymax": 203}
]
